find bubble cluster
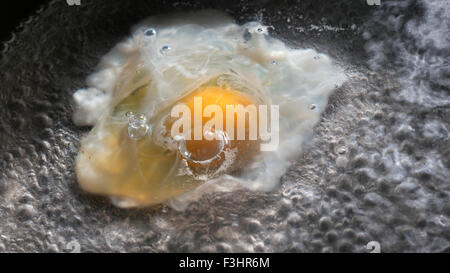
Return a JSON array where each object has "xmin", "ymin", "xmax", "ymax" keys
[{"xmin": 126, "ymin": 112, "xmax": 150, "ymax": 140}]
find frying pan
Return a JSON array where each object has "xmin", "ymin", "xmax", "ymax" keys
[{"xmin": 0, "ymin": 0, "xmax": 449, "ymax": 252}]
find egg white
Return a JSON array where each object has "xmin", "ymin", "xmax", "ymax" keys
[{"xmin": 73, "ymin": 10, "xmax": 346, "ymax": 209}]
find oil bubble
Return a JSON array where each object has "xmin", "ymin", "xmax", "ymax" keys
[
  {"xmin": 129, "ymin": 113, "xmax": 146, "ymax": 126},
  {"xmin": 127, "ymin": 123, "xmax": 149, "ymax": 140},
  {"xmin": 144, "ymin": 28, "xmax": 156, "ymax": 36},
  {"xmin": 160, "ymin": 45, "xmax": 171, "ymax": 55}
]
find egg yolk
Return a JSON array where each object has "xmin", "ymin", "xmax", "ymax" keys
[{"xmin": 165, "ymin": 86, "xmax": 261, "ymax": 172}]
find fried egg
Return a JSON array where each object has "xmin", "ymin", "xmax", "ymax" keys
[{"xmin": 73, "ymin": 10, "xmax": 346, "ymax": 209}]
